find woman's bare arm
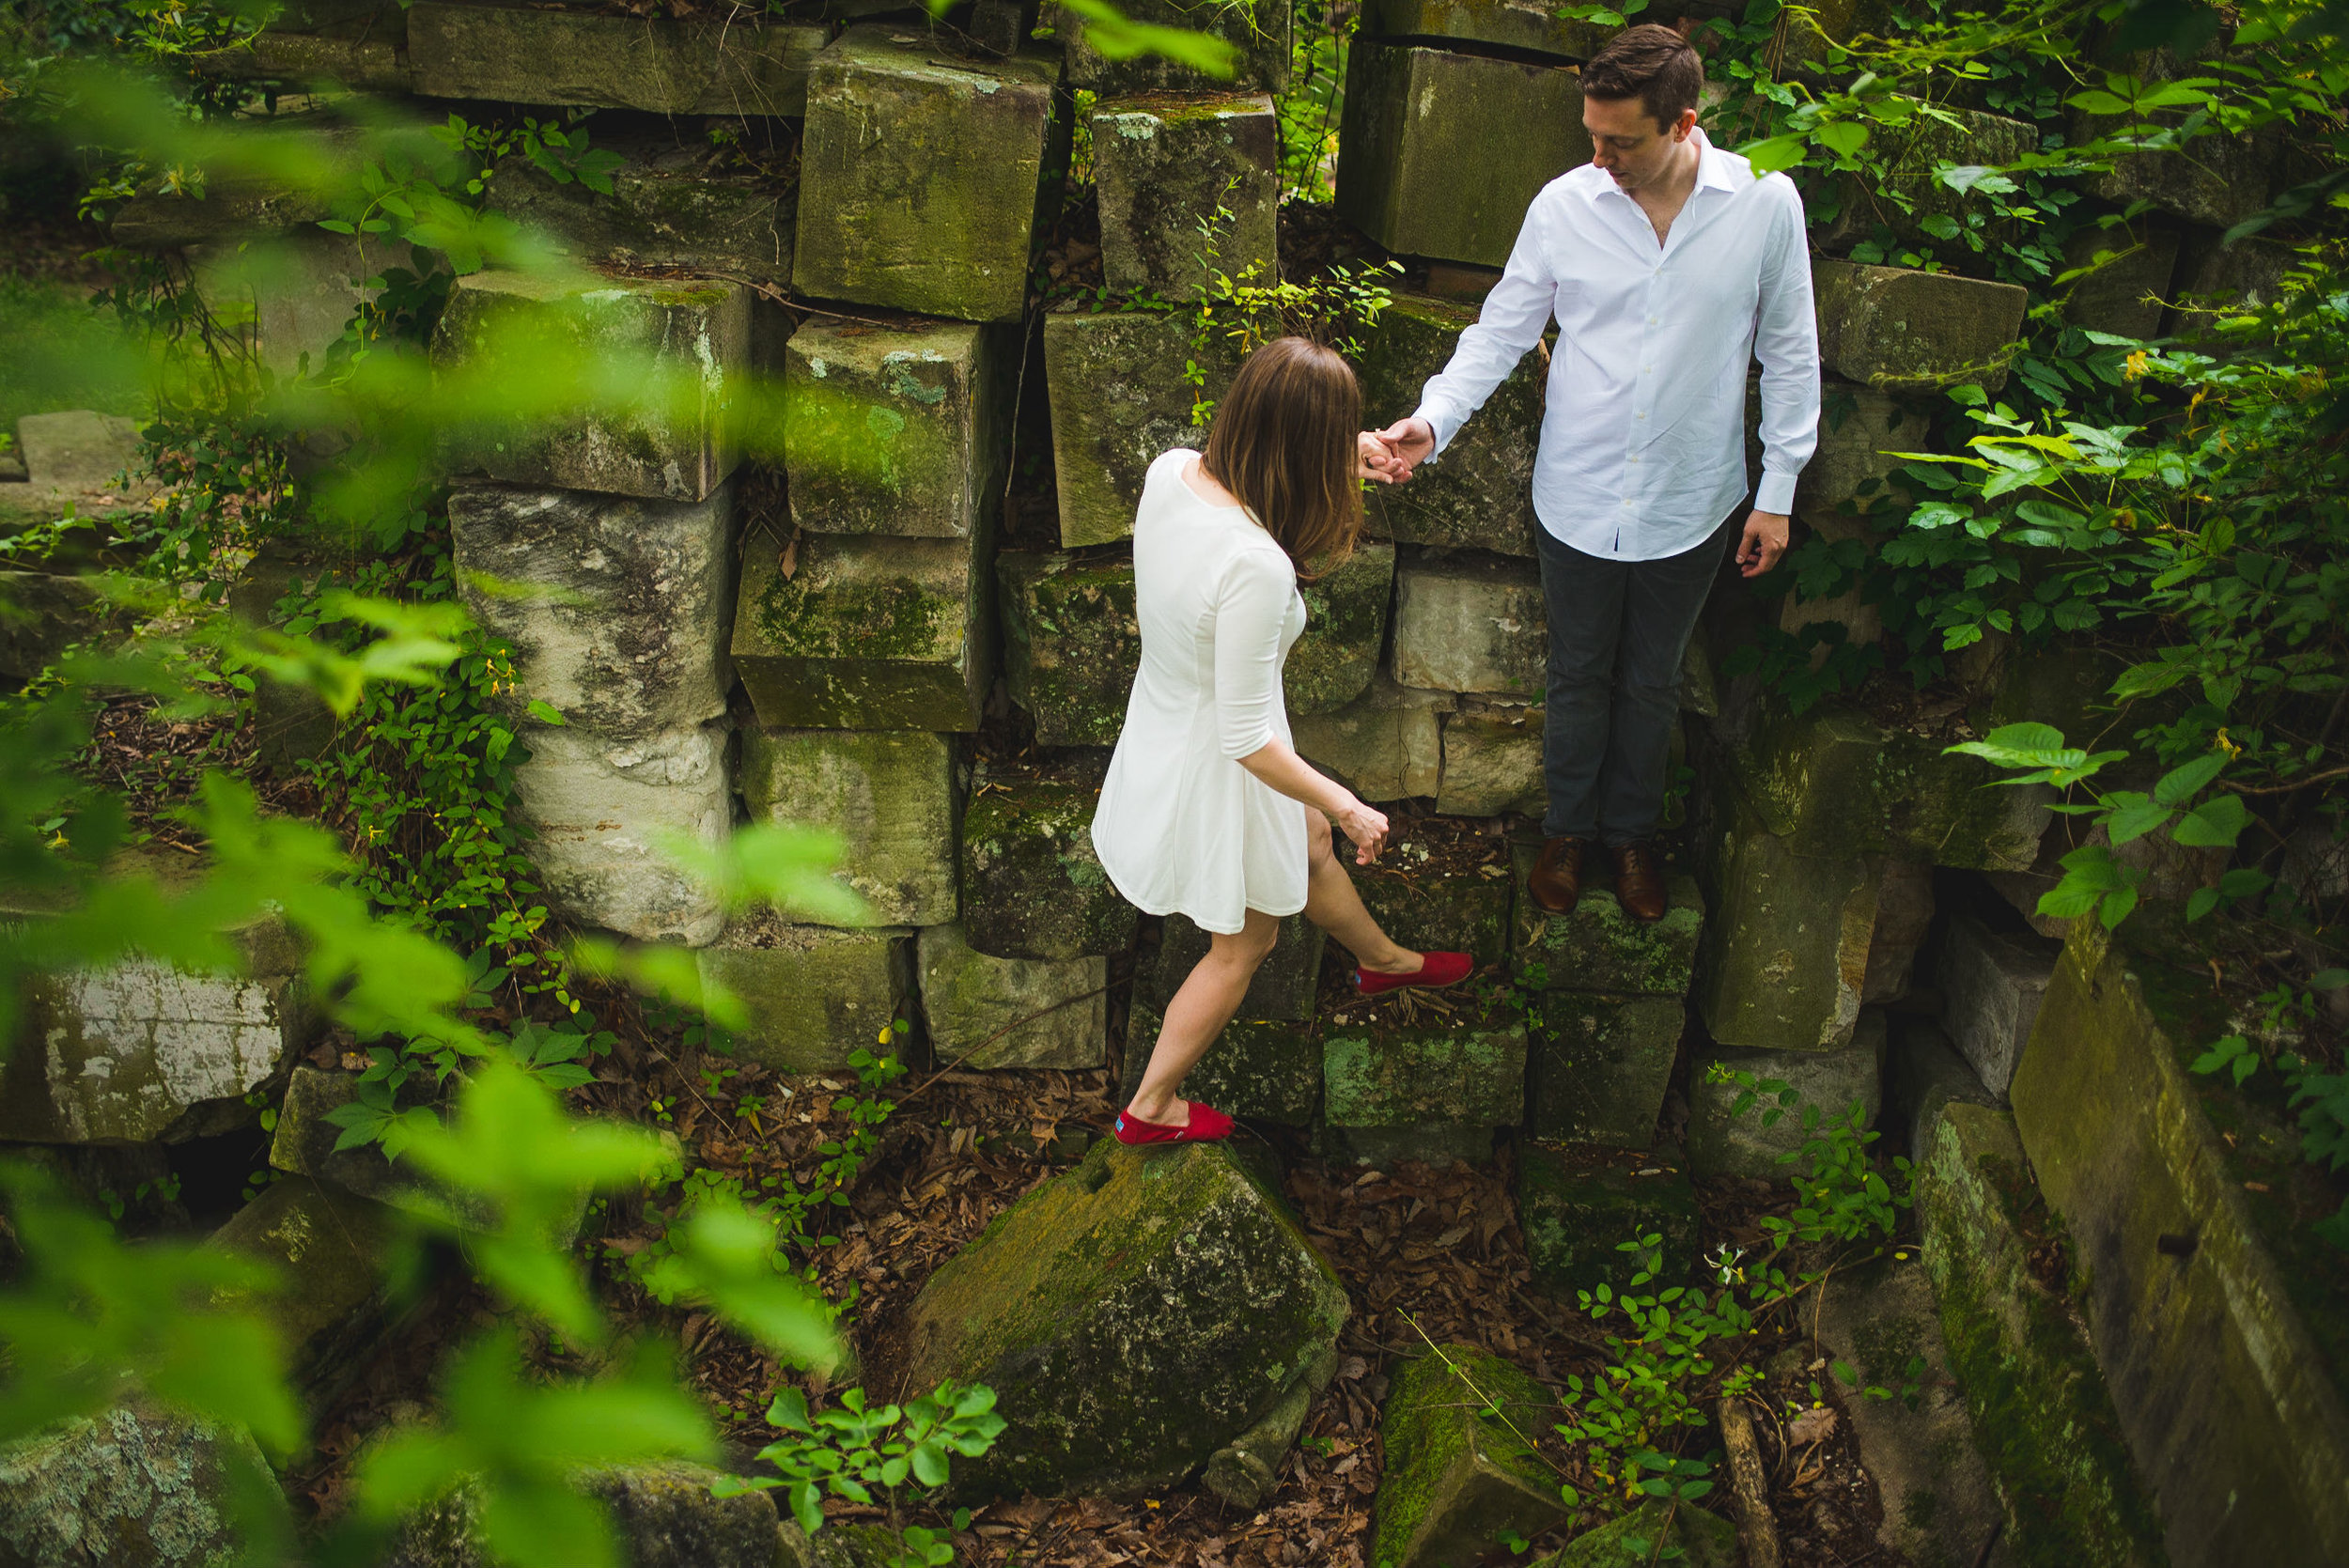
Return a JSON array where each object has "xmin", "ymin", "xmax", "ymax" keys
[{"xmin": 1237, "ymin": 740, "xmax": 1391, "ymax": 865}]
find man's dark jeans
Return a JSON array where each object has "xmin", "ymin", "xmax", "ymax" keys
[{"xmin": 1533, "ymin": 514, "xmax": 1733, "ymax": 846}]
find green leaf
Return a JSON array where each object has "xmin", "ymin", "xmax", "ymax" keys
[
  {"xmin": 1816, "ymin": 121, "xmax": 1870, "ymax": 158},
  {"xmin": 1055, "ymin": 0, "xmax": 1237, "ymax": 74},
  {"xmin": 2102, "ymin": 793, "xmax": 2173, "ymax": 846},
  {"xmin": 2170, "ymin": 793, "xmax": 2250, "ymax": 847},
  {"xmin": 526, "ymin": 699, "xmax": 567, "ymax": 726},
  {"xmin": 2154, "ymin": 753, "xmax": 2227, "ymax": 806}
]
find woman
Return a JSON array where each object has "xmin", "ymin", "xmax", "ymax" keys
[{"xmin": 1092, "ymin": 336, "xmax": 1472, "ymax": 1146}]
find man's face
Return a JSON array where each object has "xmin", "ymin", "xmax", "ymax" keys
[{"xmin": 1583, "ymin": 96, "xmax": 1696, "ymax": 192}]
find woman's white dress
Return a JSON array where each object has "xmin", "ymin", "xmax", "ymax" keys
[{"xmin": 1091, "ymin": 449, "xmax": 1310, "ymax": 935}]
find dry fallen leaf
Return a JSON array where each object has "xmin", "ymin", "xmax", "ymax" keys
[{"xmin": 1788, "ymin": 1405, "xmax": 1838, "ymax": 1447}]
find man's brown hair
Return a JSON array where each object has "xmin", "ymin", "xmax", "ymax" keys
[
  {"xmin": 1200, "ymin": 336, "xmax": 1363, "ymax": 579},
  {"xmin": 1580, "ymin": 23, "xmax": 1704, "ymax": 132}
]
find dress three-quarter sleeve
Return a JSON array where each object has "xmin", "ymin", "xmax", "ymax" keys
[{"xmin": 1211, "ymin": 546, "xmax": 1295, "ymax": 760}]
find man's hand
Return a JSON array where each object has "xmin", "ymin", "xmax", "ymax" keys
[
  {"xmin": 1735, "ymin": 509, "xmax": 1791, "ymax": 578},
  {"xmin": 1361, "ymin": 417, "xmax": 1437, "ymax": 484},
  {"xmin": 1355, "ymin": 430, "xmax": 1399, "ymax": 484}
]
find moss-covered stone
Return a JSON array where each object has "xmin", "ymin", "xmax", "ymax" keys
[
  {"xmin": 1338, "ymin": 41, "xmax": 1590, "ymax": 269},
  {"xmin": 432, "ymin": 269, "xmax": 749, "ymax": 503},
  {"xmin": 1686, "ymin": 1012, "xmax": 1885, "ymax": 1181},
  {"xmin": 1293, "ymin": 674, "xmax": 1449, "ymax": 802},
  {"xmin": 407, "ymin": 4, "xmax": 824, "ymax": 115},
  {"xmin": 1359, "ymin": 293, "xmax": 1543, "ymax": 556},
  {"xmin": 2061, "ymin": 224, "xmax": 2181, "ymax": 342},
  {"xmin": 917, "ymin": 924, "xmax": 1106, "ymax": 1069},
  {"xmin": 1915, "ymin": 1098, "xmax": 2167, "ymax": 1568},
  {"xmin": 784, "ymin": 316, "xmax": 1013, "ymax": 540},
  {"xmin": 388, "ymin": 1463, "xmax": 780, "ymax": 1568},
  {"xmin": 208, "ymin": 1177, "xmax": 402, "ymax": 1412},
  {"xmin": 1041, "ymin": 308, "xmax": 1237, "ymax": 547},
  {"xmin": 1359, "ymin": 0, "xmax": 1612, "ymax": 60},
  {"xmin": 902, "ymin": 1140, "xmax": 1347, "ymax": 1497},
  {"xmin": 996, "ymin": 549, "xmax": 1139, "ymax": 745},
  {"xmin": 2007, "ymin": 918, "xmax": 2349, "ymax": 1566},
  {"xmin": 1819, "ymin": 98, "xmax": 2038, "ymax": 258},
  {"xmin": 1094, "ymin": 92, "xmax": 1279, "ymax": 303},
  {"xmin": 510, "ymin": 720, "xmax": 729, "ymax": 946},
  {"xmin": 1063, "ymin": 0, "xmax": 1292, "ymax": 94},
  {"xmin": 739, "ymin": 729, "xmax": 957, "ymax": 927},
  {"xmin": 733, "ymin": 532, "xmax": 989, "ymax": 733},
  {"xmin": 1517, "ymin": 1143, "xmax": 1700, "ymax": 1299},
  {"xmin": 482, "ymin": 130, "xmax": 796, "ymax": 286},
  {"xmin": 0, "ymin": 1402, "xmax": 284, "ymax": 1568},
  {"xmin": 1813, "ymin": 260, "xmax": 2030, "ymax": 394},
  {"xmin": 960, "ymin": 771, "xmax": 1136, "ymax": 960},
  {"xmin": 693, "ymin": 916, "xmax": 914, "ymax": 1073},
  {"xmin": 1436, "ymin": 707, "xmax": 1545, "ymax": 817},
  {"xmin": 1371, "ymin": 1344, "xmax": 1566, "ymax": 1568},
  {"xmin": 778, "ymin": 1519, "xmax": 925, "ymax": 1568},
  {"xmin": 1392, "ymin": 556, "xmax": 1546, "ymax": 697},
  {"xmin": 1124, "ymin": 1002, "xmax": 1321, "ymax": 1125},
  {"xmin": 1290, "ymin": 541, "xmax": 1395, "ymax": 716},
  {"xmin": 0, "ymin": 571, "xmax": 142, "ymax": 682},
  {"xmin": 1149, "ymin": 911, "xmax": 1325, "ymax": 1022},
  {"xmin": 795, "ymin": 29, "xmax": 1062, "ymax": 324},
  {"xmin": 2079, "ymin": 104, "xmax": 2279, "ymax": 231},
  {"xmin": 1354, "ymin": 857, "xmax": 1515, "ymax": 968},
  {"xmin": 1326, "ymin": 1123, "xmax": 1496, "ymax": 1168},
  {"xmin": 1693, "ymin": 796, "xmax": 1876, "ymax": 1053},
  {"xmin": 1510, "ymin": 854, "xmax": 1703, "ymax": 998},
  {"xmin": 1536, "ymin": 1500, "xmax": 1736, "ymax": 1567},
  {"xmin": 267, "ymin": 1064, "xmax": 489, "ymax": 1228},
  {"xmin": 448, "ymin": 483, "xmax": 736, "ymax": 740},
  {"xmin": 1796, "ymin": 381, "xmax": 1931, "ymax": 529},
  {"xmin": 1322, "ymin": 1004, "xmax": 1527, "ymax": 1128},
  {"xmin": 1527, "ymin": 994, "xmax": 1685, "ymax": 1147},
  {"xmin": 1939, "ymin": 912, "xmax": 2058, "ymax": 1097}
]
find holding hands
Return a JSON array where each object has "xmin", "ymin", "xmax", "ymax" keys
[{"xmin": 1355, "ymin": 418, "xmax": 1436, "ymax": 486}]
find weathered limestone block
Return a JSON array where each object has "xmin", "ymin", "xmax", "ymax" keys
[
  {"xmin": 182, "ymin": 232, "xmax": 380, "ymax": 386},
  {"xmin": 2009, "ymin": 919, "xmax": 2349, "ymax": 1568},
  {"xmin": 1354, "ymin": 857, "xmax": 1514, "ymax": 969},
  {"xmin": 1511, "ymin": 851, "xmax": 1703, "ymax": 996},
  {"xmin": 1358, "ymin": 292, "xmax": 1542, "ymax": 556},
  {"xmin": 902, "ymin": 1141, "xmax": 1347, "ymax": 1497},
  {"xmin": 1337, "ymin": 40, "xmax": 1591, "ymax": 269},
  {"xmin": 996, "ymin": 550, "xmax": 1137, "ymax": 746},
  {"xmin": 1686, "ymin": 1011, "xmax": 1886, "ymax": 1181},
  {"xmin": 1536, "ymin": 1500, "xmax": 1736, "ymax": 1567},
  {"xmin": 1371, "ymin": 1345, "xmax": 1565, "ymax": 1568},
  {"xmin": 389, "ymin": 1464, "xmax": 781, "ymax": 1568},
  {"xmin": 1123, "ymin": 1002, "xmax": 1320, "ymax": 1126},
  {"xmin": 1292, "ymin": 674, "xmax": 1448, "ymax": 802},
  {"xmin": 1820, "ymin": 99, "xmax": 2038, "ymax": 256},
  {"xmin": 1694, "ymin": 800, "xmax": 1876, "ymax": 1053},
  {"xmin": 0, "ymin": 571, "xmax": 142, "ymax": 682},
  {"xmin": 1528, "ymin": 992, "xmax": 1685, "ymax": 1147},
  {"xmin": 1797, "ymin": 382, "xmax": 1929, "ymax": 528},
  {"xmin": 1518, "ymin": 1142, "xmax": 1700, "ymax": 1297},
  {"xmin": 225, "ymin": 539, "xmax": 350, "ymax": 772},
  {"xmin": 1322, "ymin": 1006, "xmax": 1527, "ymax": 1128},
  {"xmin": 795, "ymin": 29, "xmax": 1062, "ymax": 323},
  {"xmin": 739, "ymin": 729, "xmax": 957, "ymax": 927},
  {"xmin": 1040, "ymin": 308, "xmax": 1235, "ymax": 547},
  {"xmin": 1812, "ymin": 260, "xmax": 2030, "ymax": 393},
  {"xmin": 777, "ymin": 1519, "xmax": 926, "ymax": 1568},
  {"xmin": 1915, "ymin": 1098, "xmax": 2167, "ymax": 1568},
  {"xmin": 1436, "ymin": 706, "xmax": 1544, "ymax": 817},
  {"xmin": 1062, "ymin": 0, "xmax": 1292, "ymax": 94},
  {"xmin": 784, "ymin": 316, "xmax": 1012, "ymax": 540},
  {"xmin": 510, "ymin": 721, "xmax": 728, "ymax": 945},
  {"xmin": 1864, "ymin": 857, "xmax": 1935, "ymax": 1005},
  {"xmin": 2085, "ymin": 122, "xmax": 2278, "ymax": 231},
  {"xmin": 0, "ymin": 1403, "xmax": 285, "ymax": 1568},
  {"xmin": 1392, "ymin": 556, "xmax": 1545, "ymax": 697},
  {"xmin": 0, "ymin": 409, "xmax": 157, "ymax": 525},
  {"xmin": 918, "ymin": 924, "xmax": 1105, "ymax": 1070},
  {"xmin": 960, "ymin": 770, "xmax": 1135, "ymax": 960},
  {"xmin": 447, "ymin": 484, "xmax": 734, "ymax": 738},
  {"xmin": 1093, "ymin": 93, "xmax": 1278, "ymax": 303},
  {"xmin": 1732, "ymin": 697, "xmax": 2049, "ymax": 870},
  {"xmin": 2173, "ymin": 231, "xmax": 2301, "ymax": 318},
  {"xmin": 209, "ymin": 1176, "xmax": 402, "ymax": 1411},
  {"xmin": 268, "ymin": 1066, "xmax": 503, "ymax": 1231},
  {"xmin": 1886, "ymin": 1015, "xmax": 2000, "ymax": 1161},
  {"xmin": 200, "ymin": 20, "xmax": 413, "ymax": 94},
  {"xmin": 433, "ymin": 271, "xmax": 750, "ymax": 503},
  {"xmin": 408, "ymin": 3, "xmax": 822, "ymax": 114},
  {"xmin": 1360, "ymin": 0, "xmax": 1611, "ymax": 59},
  {"xmin": 1938, "ymin": 913, "xmax": 2058, "ymax": 1098},
  {"xmin": 733, "ymin": 532, "xmax": 990, "ymax": 732},
  {"xmin": 2062, "ymin": 224, "xmax": 2182, "ymax": 341},
  {"xmin": 694, "ymin": 916, "xmax": 914, "ymax": 1073},
  {"xmin": 1289, "ymin": 541, "xmax": 1394, "ymax": 716},
  {"xmin": 1148, "ymin": 912, "xmax": 1324, "ymax": 1021},
  {"xmin": 483, "ymin": 131, "xmax": 796, "ymax": 286}
]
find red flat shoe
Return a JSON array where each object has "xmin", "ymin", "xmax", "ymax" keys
[
  {"xmin": 1351, "ymin": 951, "xmax": 1474, "ymax": 997},
  {"xmin": 1113, "ymin": 1101, "xmax": 1237, "ymax": 1145}
]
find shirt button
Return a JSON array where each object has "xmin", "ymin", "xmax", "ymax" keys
[{"xmin": 1637, "ymin": 411, "xmax": 1648, "ymax": 420}]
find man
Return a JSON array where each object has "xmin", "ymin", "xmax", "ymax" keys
[{"xmin": 1364, "ymin": 23, "xmax": 1819, "ymax": 923}]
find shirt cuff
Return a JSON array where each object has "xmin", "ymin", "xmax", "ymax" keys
[
  {"xmin": 1409, "ymin": 403, "xmax": 1458, "ymax": 463},
  {"xmin": 1754, "ymin": 471, "xmax": 1798, "ymax": 516}
]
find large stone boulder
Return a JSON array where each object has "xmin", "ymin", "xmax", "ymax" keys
[
  {"xmin": 1435, "ymin": 706, "xmax": 1545, "ymax": 817},
  {"xmin": 1290, "ymin": 541, "xmax": 1395, "ymax": 716},
  {"xmin": 448, "ymin": 483, "xmax": 736, "ymax": 740},
  {"xmin": 432, "ymin": 271, "xmax": 750, "ymax": 503},
  {"xmin": 1511, "ymin": 852, "xmax": 1703, "ymax": 996},
  {"xmin": 916, "ymin": 924, "xmax": 1105, "ymax": 1070},
  {"xmin": 693, "ymin": 916, "xmax": 913, "ymax": 1072},
  {"xmin": 1338, "ymin": 41, "xmax": 1591, "ymax": 270},
  {"xmin": 739, "ymin": 728, "xmax": 958, "ymax": 928},
  {"xmin": 996, "ymin": 550, "xmax": 1140, "ymax": 745},
  {"xmin": 1518, "ymin": 1142, "xmax": 1700, "ymax": 1298},
  {"xmin": 1693, "ymin": 796, "xmax": 1877, "ymax": 1053},
  {"xmin": 1062, "ymin": 0, "xmax": 1291, "ymax": 94},
  {"xmin": 1537, "ymin": 1500, "xmax": 1736, "ymax": 1567},
  {"xmin": 2061, "ymin": 223, "xmax": 2181, "ymax": 341},
  {"xmin": 900, "ymin": 1140, "xmax": 1347, "ymax": 1498},
  {"xmin": 407, "ymin": 4, "xmax": 825, "ymax": 116},
  {"xmin": 1527, "ymin": 992, "xmax": 1686, "ymax": 1147},
  {"xmin": 1371, "ymin": 1345, "xmax": 1566, "ymax": 1568},
  {"xmin": 1122, "ymin": 1001, "xmax": 1322, "ymax": 1126},
  {"xmin": 1293, "ymin": 674, "xmax": 1449, "ymax": 803},
  {"xmin": 1321, "ymin": 1002, "xmax": 1528, "ymax": 1132},
  {"xmin": 1040, "ymin": 308, "xmax": 1235, "ymax": 548},
  {"xmin": 481, "ymin": 128, "xmax": 797, "ymax": 287},
  {"xmin": 794, "ymin": 29, "xmax": 1063, "ymax": 323},
  {"xmin": 510, "ymin": 720, "xmax": 728, "ymax": 946},
  {"xmin": 1818, "ymin": 98, "xmax": 2038, "ymax": 258},
  {"xmin": 1937, "ymin": 912, "xmax": 2059, "ymax": 1097},
  {"xmin": 959, "ymin": 768, "xmax": 1137, "ymax": 961},
  {"xmin": 1358, "ymin": 293, "xmax": 1544, "ymax": 556},
  {"xmin": 385, "ymin": 1462, "xmax": 781, "ymax": 1568},
  {"xmin": 0, "ymin": 571, "xmax": 142, "ymax": 683},
  {"xmin": 0, "ymin": 1403, "xmax": 285, "ymax": 1568},
  {"xmin": 1353, "ymin": 852, "xmax": 1516, "ymax": 969},
  {"xmin": 208, "ymin": 1176, "xmax": 404, "ymax": 1412},
  {"xmin": 1685, "ymin": 1010, "xmax": 1886, "ymax": 1181},
  {"xmin": 1794, "ymin": 382, "xmax": 1931, "ymax": 530},
  {"xmin": 1392, "ymin": 556, "xmax": 1546, "ymax": 697},
  {"xmin": 1812, "ymin": 260, "xmax": 2030, "ymax": 393},
  {"xmin": 1093, "ymin": 93, "xmax": 1279, "ymax": 303}
]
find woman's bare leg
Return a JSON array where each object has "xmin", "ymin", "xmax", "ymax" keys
[
  {"xmin": 1301, "ymin": 810, "xmax": 1423, "ymax": 975},
  {"xmin": 1127, "ymin": 908, "xmax": 1280, "ymax": 1125}
]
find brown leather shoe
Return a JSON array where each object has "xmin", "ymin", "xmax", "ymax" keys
[
  {"xmin": 1613, "ymin": 841, "xmax": 1669, "ymax": 924},
  {"xmin": 1529, "ymin": 836, "xmax": 1587, "ymax": 915}
]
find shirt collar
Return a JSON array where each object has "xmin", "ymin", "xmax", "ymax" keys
[{"xmin": 1586, "ymin": 126, "xmax": 1740, "ymax": 207}]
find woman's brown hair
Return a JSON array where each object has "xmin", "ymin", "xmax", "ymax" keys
[{"xmin": 1199, "ymin": 335, "xmax": 1364, "ymax": 579}]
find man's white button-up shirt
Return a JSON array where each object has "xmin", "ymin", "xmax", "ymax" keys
[{"xmin": 1411, "ymin": 129, "xmax": 1821, "ymax": 562}]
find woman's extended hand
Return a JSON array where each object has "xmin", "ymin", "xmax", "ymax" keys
[{"xmin": 1334, "ymin": 799, "xmax": 1391, "ymax": 864}]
